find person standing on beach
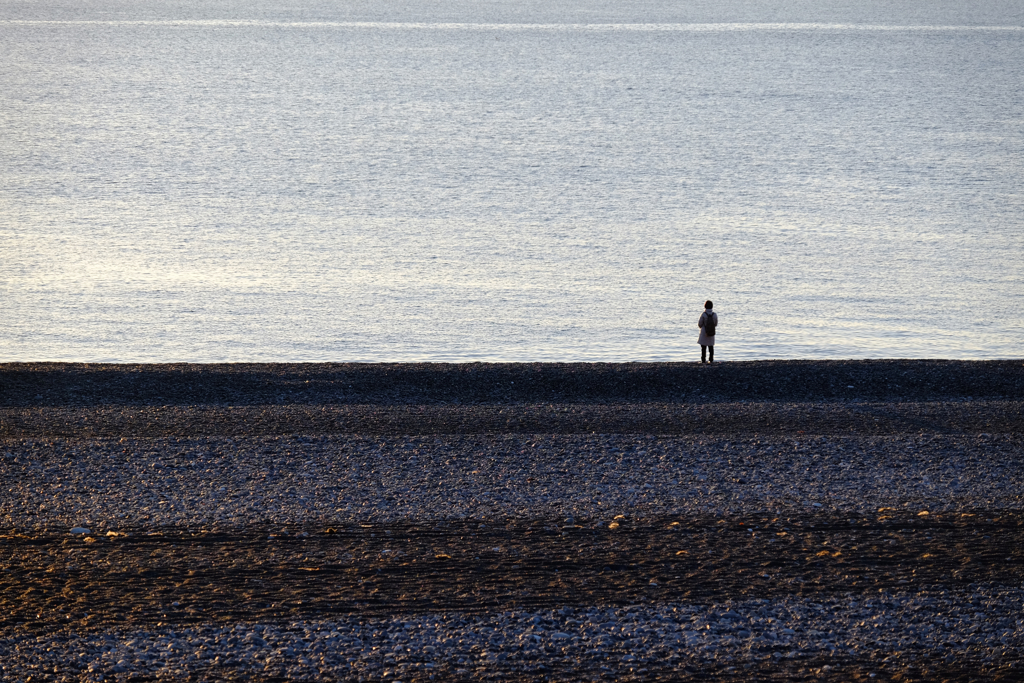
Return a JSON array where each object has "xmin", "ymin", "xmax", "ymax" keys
[{"xmin": 698, "ymin": 300, "xmax": 717, "ymax": 363}]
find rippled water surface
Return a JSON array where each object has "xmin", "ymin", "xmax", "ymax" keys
[{"xmin": 2, "ymin": 1, "xmax": 1022, "ymax": 362}]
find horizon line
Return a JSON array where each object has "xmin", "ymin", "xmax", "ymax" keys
[{"xmin": 4, "ymin": 20, "xmax": 1023, "ymax": 32}]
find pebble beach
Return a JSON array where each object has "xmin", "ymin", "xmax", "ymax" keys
[{"xmin": 1, "ymin": 360, "xmax": 1022, "ymax": 681}]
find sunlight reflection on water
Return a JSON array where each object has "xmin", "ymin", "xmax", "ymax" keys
[{"xmin": 2, "ymin": 1, "xmax": 1022, "ymax": 361}]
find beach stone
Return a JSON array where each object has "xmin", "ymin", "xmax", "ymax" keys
[{"xmin": 2, "ymin": 362, "xmax": 1022, "ymax": 680}]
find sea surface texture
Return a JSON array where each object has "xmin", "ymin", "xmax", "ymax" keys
[{"xmin": 2, "ymin": 0, "xmax": 1022, "ymax": 362}]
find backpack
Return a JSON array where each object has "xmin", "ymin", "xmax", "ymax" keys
[{"xmin": 702, "ymin": 311, "xmax": 716, "ymax": 336}]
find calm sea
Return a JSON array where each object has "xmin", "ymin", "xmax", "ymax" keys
[{"xmin": 2, "ymin": 1, "xmax": 1022, "ymax": 362}]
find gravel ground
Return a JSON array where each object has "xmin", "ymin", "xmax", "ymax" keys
[
  {"xmin": 0, "ymin": 362, "xmax": 1021, "ymax": 682},
  {"xmin": 2, "ymin": 401, "xmax": 1021, "ymax": 438},
  {"xmin": 2, "ymin": 591, "xmax": 1021, "ymax": 682},
  {"xmin": 1, "ymin": 433, "xmax": 1022, "ymax": 528},
  {"xmin": 4, "ymin": 514, "xmax": 1022, "ymax": 626},
  {"xmin": 3, "ymin": 360, "xmax": 1023, "ymax": 406}
]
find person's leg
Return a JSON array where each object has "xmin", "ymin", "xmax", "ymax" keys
[
  {"xmin": 708, "ymin": 345, "xmax": 714, "ymax": 363},
  {"xmin": 701, "ymin": 345, "xmax": 707, "ymax": 363}
]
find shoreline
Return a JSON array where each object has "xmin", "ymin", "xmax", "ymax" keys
[
  {"xmin": 3, "ymin": 359, "xmax": 1023, "ymax": 406},
  {"xmin": 4, "ymin": 359, "xmax": 1020, "ymax": 440}
]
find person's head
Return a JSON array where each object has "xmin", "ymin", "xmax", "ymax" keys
[{"xmin": 705, "ymin": 300, "xmax": 713, "ymax": 310}]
